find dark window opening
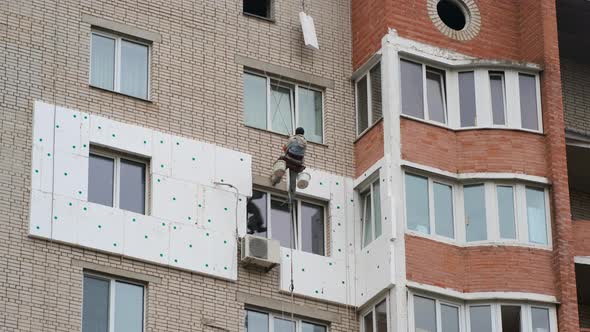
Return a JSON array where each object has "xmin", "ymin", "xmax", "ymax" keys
[
  {"xmin": 437, "ymin": 0, "xmax": 467, "ymax": 31},
  {"xmin": 577, "ymin": 264, "xmax": 590, "ymax": 329},
  {"xmin": 244, "ymin": 0, "xmax": 271, "ymax": 19}
]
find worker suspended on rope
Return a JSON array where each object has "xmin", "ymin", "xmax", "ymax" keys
[{"xmin": 271, "ymin": 127, "xmax": 310, "ymax": 190}]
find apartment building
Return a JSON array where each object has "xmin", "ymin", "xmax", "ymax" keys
[{"xmin": 1, "ymin": 0, "xmax": 588, "ymax": 331}]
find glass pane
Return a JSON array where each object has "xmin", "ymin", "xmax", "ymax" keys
[
  {"xmin": 464, "ymin": 184, "xmax": 487, "ymax": 242},
  {"xmin": 373, "ymin": 181, "xmax": 382, "ymax": 239},
  {"xmin": 434, "ymin": 182, "xmax": 454, "ymax": 238},
  {"xmin": 271, "ymin": 198, "xmax": 296, "ymax": 249},
  {"xmin": 405, "ymin": 174, "xmax": 430, "ymax": 234},
  {"xmin": 441, "ymin": 304, "xmax": 460, "ymax": 332},
  {"xmin": 119, "ymin": 159, "xmax": 146, "ymax": 214},
  {"xmin": 527, "ymin": 187, "xmax": 548, "ymax": 244},
  {"xmin": 426, "ymin": 70, "xmax": 446, "ymax": 123},
  {"xmin": 301, "ymin": 202, "xmax": 325, "ymax": 256},
  {"xmin": 90, "ymin": 34, "xmax": 115, "ymax": 91},
  {"xmin": 401, "ymin": 60, "xmax": 424, "ymax": 119},
  {"xmin": 519, "ymin": 74, "xmax": 539, "ymax": 130},
  {"xmin": 120, "ymin": 40, "xmax": 149, "ymax": 99},
  {"xmin": 470, "ymin": 306, "xmax": 493, "ymax": 332},
  {"xmin": 246, "ymin": 310, "xmax": 269, "ymax": 332},
  {"xmin": 363, "ymin": 192, "xmax": 373, "ymax": 247},
  {"xmin": 274, "ymin": 317, "xmax": 295, "ymax": 332},
  {"xmin": 88, "ymin": 154, "xmax": 114, "ymax": 207},
  {"xmin": 370, "ymin": 63, "xmax": 383, "ymax": 123},
  {"xmin": 490, "ymin": 73, "xmax": 506, "ymax": 125},
  {"xmin": 302, "ymin": 322, "xmax": 326, "ymax": 332},
  {"xmin": 497, "ymin": 186, "xmax": 516, "ymax": 239},
  {"xmin": 363, "ymin": 311, "xmax": 374, "ymax": 332},
  {"xmin": 298, "ymin": 87, "xmax": 323, "ymax": 143},
  {"xmin": 375, "ymin": 299, "xmax": 387, "ymax": 332},
  {"xmin": 247, "ymin": 190, "xmax": 268, "ymax": 237},
  {"xmin": 114, "ymin": 281, "xmax": 144, "ymax": 332},
  {"xmin": 357, "ymin": 76, "xmax": 369, "ymax": 134},
  {"xmin": 501, "ymin": 305, "xmax": 522, "ymax": 332},
  {"xmin": 244, "ymin": 73, "xmax": 268, "ymax": 130},
  {"xmin": 270, "ymin": 83, "xmax": 294, "ymax": 135},
  {"xmin": 82, "ymin": 276, "xmax": 109, "ymax": 332},
  {"xmin": 531, "ymin": 307, "xmax": 550, "ymax": 332},
  {"xmin": 414, "ymin": 296, "xmax": 436, "ymax": 332},
  {"xmin": 459, "ymin": 71, "xmax": 477, "ymax": 127}
]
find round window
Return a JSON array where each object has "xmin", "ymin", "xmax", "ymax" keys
[{"xmin": 427, "ymin": 0, "xmax": 481, "ymax": 40}]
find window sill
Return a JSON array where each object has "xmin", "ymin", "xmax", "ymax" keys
[
  {"xmin": 243, "ymin": 12, "xmax": 275, "ymax": 23},
  {"xmin": 406, "ymin": 230, "xmax": 552, "ymax": 251},
  {"xmin": 400, "ymin": 114, "xmax": 545, "ymax": 136},
  {"xmin": 354, "ymin": 117, "xmax": 383, "ymax": 143},
  {"xmin": 89, "ymin": 85, "xmax": 153, "ymax": 103},
  {"xmin": 243, "ymin": 124, "xmax": 329, "ymax": 148}
]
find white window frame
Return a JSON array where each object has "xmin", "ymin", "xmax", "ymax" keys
[
  {"xmin": 360, "ymin": 296, "xmax": 390, "ymax": 332},
  {"xmin": 89, "ymin": 29, "xmax": 151, "ymax": 100},
  {"xmin": 402, "ymin": 170, "xmax": 552, "ymax": 249},
  {"xmin": 488, "ymin": 71, "xmax": 508, "ymax": 127},
  {"xmin": 252, "ymin": 189, "xmax": 328, "ymax": 256},
  {"xmin": 355, "ymin": 61, "xmax": 382, "ymax": 136},
  {"xmin": 244, "ymin": 70, "xmax": 325, "ymax": 143},
  {"xmin": 360, "ymin": 177, "xmax": 383, "ymax": 247},
  {"xmin": 89, "ymin": 147, "xmax": 149, "ymax": 215},
  {"xmin": 244, "ymin": 308, "xmax": 329, "ymax": 332},
  {"xmin": 83, "ymin": 272, "xmax": 146, "ymax": 332},
  {"xmin": 408, "ymin": 292, "xmax": 465, "ymax": 332}
]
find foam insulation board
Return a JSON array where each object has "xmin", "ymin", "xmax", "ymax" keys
[
  {"xmin": 151, "ymin": 175, "xmax": 198, "ymax": 223},
  {"xmin": 236, "ymin": 194, "xmax": 248, "ymax": 237},
  {"xmin": 207, "ymin": 231, "xmax": 237, "ymax": 280},
  {"xmin": 51, "ymin": 194, "xmax": 80, "ymax": 244},
  {"xmin": 213, "ymin": 146, "xmax": 252, "ymax": 197},
  {"xmin": 31, "ymin": 145, "xmax": 54, "ymax": 193},
  {"xmin": 91, "ymin": 114, "xmax": 152, "ymax": 157},
  {"xmin": 123, "ymin": 211, "xmax": 169, "ymax": 265},
  {"xmin": 53, "ymin": 151, "xmax": 88, "ymax": 200},
  {"xmin": 54, "ymin": 106, "xmax": 83, "ymax": 156},
  {"xmin": 77, "ymin": 202, "xmax": 124, "ymax": 255},
  {"xmin": 29, "ymin": 190, "xmax": 53, "ymax": 239},
  {"xmin": 170, "ymin": 136, "xmax": 215, "ymax": 185},
  {"xmin": 355, "ymin": 236, "xmax": 393, "ymax": 306},
  {"xmin": 202, "ymin": 186, "xmax": 238, "ymax": 234},
  {"xmin": 32, "ymin": 101, "xmax": 55, "ymax": 152},
  {"xmin": 152, "ymin": 131, "xmax": 172, "ymax": 177},
  {"xmin": 296, "ymin": 168, "xmax": 331, "ymax": 200}
]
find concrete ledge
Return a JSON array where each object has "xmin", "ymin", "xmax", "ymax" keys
[
  {"xmin": 235, "ymin": 55, "xmax": 335, "ymax": 89},
  {"xmin": 236, "ymin": 291, "xmax": 342, "ymax": 323},
  {"xmin": 72, "ymin": 258, "xmax": 162, "ymax": 284},
  {"xmin": 82, "ymin": 14, "xmax": 162, "ymax": 42}
]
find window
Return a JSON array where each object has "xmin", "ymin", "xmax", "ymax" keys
[
  {"xmin": 245, "ymin": 309, "xmax": 326, "ymax": 332},
  {"xmin": 362, "ymin": 299, "xmax": 388, "ymax": 332},
  {"xmin": 489, "ymin": 72, "xmax": 506, "ymax": 125},
  {"xmin": 405, "ymin": 173, "xmax": 455, "ymax": 239},
  {"xmin": 361, "ymin": 179, "xmax": 382, "ymax": 247},
  {"xmin": 518, "ymin": 74, "xmax": 539, "ymax": 131},
  {"xmin": 469, "ymin": 305, "xmax": 493, "ymax": 332},
  {"xmin": 459, "ymin": 71, "xmax": 477, "ymax": 127},
  {"xmin": 246, "ymin": 190, "xmax": 326, "ymax": 256},
  {"xmin": 501, "ymin": 305, "xmax": 521, "ymax": 332},
  {"xmin": 464, "ymin": 184, "xmax": 487, "ymax": 242},
  {"xmin": 356, "ymin": 63, "xmax": 383, "ymax": 134},
  {"xmin": 88, "ymin": 150, "xmax": 147, "ymax": 215},
  {"xmin": 243, "ymin": 71, "xmax": 324, "ymax": 143},
  {"xmin": 90, "ymin": 31, "xmax": 150, "ymax": 100},
  {"xmin": 526, "ymin": 187, "xmax": 548, "ymax": 245},
  {"xmin": 531, "ymin": 307, "xmax": 550, "ymax": 332},
  {"xmin": 243, "ymin": 0, "xmax": 272, "ymax": 19},
  {"xmin": 401, "ymin": 60, "xmax": 447, "ymax": 124},
  {"xmin": 82, "ymin": 274, "xmax": 144, "ymax": 332},
  {"xmin": 497, "ymin": 186, "xmax": 517, "ymax": 239},
  {"xmin": 412, "ymin": 295, "xmax": 460, "ymax": 332}
]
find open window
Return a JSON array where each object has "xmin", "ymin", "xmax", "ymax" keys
[
  {"xmin": 243, "ymin": 0, "xmax": 272, "ymax": 20},
  {"xmin": 361, "ymin": 178, "xmax": 382, "ymax": 247},
  {"xmin": 401, "ymin": 59, "xmax": 447, "ymax": 124}
]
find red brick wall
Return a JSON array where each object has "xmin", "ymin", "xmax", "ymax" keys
[
  {"xmin": 355, "ymin": 120, "xmax": 384, "ymax": 177},
  {"xmin": 405, "ymin": 235, "xmax": 557, "ymax": 295},
  {"xmin": 400, "ymin": 118, "xmax": 548, "ymax": 176},
  {"xmin": 573, "ymin": 221, "xmax": 590, "ymax": 257}
]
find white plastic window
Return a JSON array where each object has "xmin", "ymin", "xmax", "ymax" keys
[
  {"xmin": 361, "ymin": 298, "xmax": 388, "ymax": 332},
  {"xmin": 243, "ymin": 71, "xmax": 324, "ymax": 143},
  {"xmin": 356, "ymin": 62, "xmax": 382, "ymax": 135},
  {"xmin": 245, "ymin": 309, "xmax": 327, "ymax": 332},
  {"xmin": 361, "ymin": 178, "xmax": 382, "ymax": 247},
  {"xmin": 489, "ymin": 72, "xmax": 507, "ymax": 126},
  {"xmin": 401, "ymin": 59, "xmax": 447, "ymax": 124},
  {"xmin": 90, "ymin": 31, "xmax": 150, "ymax": 100}
]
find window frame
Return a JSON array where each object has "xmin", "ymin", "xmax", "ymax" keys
[
  {"xmin": 244, "ymin": 70, "xmax": 325, "ymax": 143},
  {"xmin": 242, "ymin": 0, "xmax": 274, "ymax": 21},
  {"xmin": 89, "ymin": 147, "xmax": 150, "ymax": 215},
  {"xmin": 408, "ymin": 292, "xmax": 464, "ymax": 332},
  {"xmin": 244, "ymin": 308, "xmax": 329, "ymax": 332},
  {"xmin": 360, "ymin": 177, "xmax": 383, "ymax": 247},
  {"xmin": 355, "ymin": 61, "xmax": 382, "ymax": 136},
  {"xmin": 360, "ymin": 296, "xmax": 390, "ymax": 332},
  {"xmin": 250, "ymin": 189, "xmax": 328, "ymax": 256},
  {"xmin": 89, "ymin": 29, "xmax": 152, "ymax": 100},
  {"xmin": 488, "ymin": 71, "xmax": 508, "ymax": 127},
  {"xmin": 82, "ymin": 272, "xmax": 146, "ymax": 332}
]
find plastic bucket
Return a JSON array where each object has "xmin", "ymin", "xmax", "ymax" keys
[
  {"xmin": 296, "ymin": 172, "xmax": 311, "ymax": 189},
  {"xmin": 272, "ymin": 160, "xmax": 286, "ymax": 178}
]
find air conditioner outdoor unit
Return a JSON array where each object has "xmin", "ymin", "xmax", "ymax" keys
[{"xmin": 241, "ymin": 234, "xmax": 281, "ymax": 269}]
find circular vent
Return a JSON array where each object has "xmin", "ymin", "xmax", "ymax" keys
[
  {"xmin": 427, "ymin": 0, "xmax": 481, "ymax": 41},
  {"xmin": 249, "ymin": 237, "xmax": 268, "ymax": 259}
]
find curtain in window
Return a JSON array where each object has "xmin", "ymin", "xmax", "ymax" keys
[
  {"xmin": 91, "ymin": 34, "xmax": 115, "ymax": 91},
  {"xmin": 120, "ymin": 40, "xmax": 149, "ymax": 99},
  {"xmin": 370, "ymin": 63, "xmax": 382, "ymax": 123},
  {"xmin": 357, "ymin": 76, "xmax": 369, "ymax": 133},
  {"xmin": 298, "ymin": 87, "xmax": 323, "ymax": 143}
]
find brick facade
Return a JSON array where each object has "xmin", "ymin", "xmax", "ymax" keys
[{"xmin": 354, "ymin": 120, "xmax": 384, "ymax": 177}]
